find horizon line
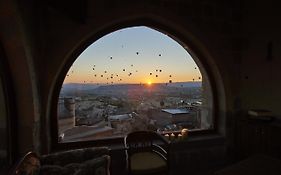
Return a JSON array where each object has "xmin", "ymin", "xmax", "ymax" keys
[{"xmin": 63, "ymin": 81, "xmax": 202, "ymax": 85}]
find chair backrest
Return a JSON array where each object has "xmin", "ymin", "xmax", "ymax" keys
[{"xmin": 125, "ymin": 131, "xmax": 169, "ymax": 154}]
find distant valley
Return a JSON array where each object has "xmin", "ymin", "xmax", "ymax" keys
[{"xmin": 60, "ymin": 82, "xmax": 202, "ymax": 97}]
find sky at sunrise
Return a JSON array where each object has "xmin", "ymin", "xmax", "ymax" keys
[{"xmin": 63, "ymin": 26, "xmax": 202, "ymax": 85}]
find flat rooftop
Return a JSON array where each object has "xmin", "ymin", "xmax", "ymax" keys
[
  {"xmin": 162, "ymin": 108, "xmax": 190, "ymax": 114},
  {"xmin": 108, "ymin": 114, "xmax": 132, "ymax": 120},
  {"xmin": 62, "ymin": 126, "xmax": 113, "ymax": 142}
]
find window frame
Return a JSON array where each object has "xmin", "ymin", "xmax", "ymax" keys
[{"xmin": 50, "ymin": 21, "xmax": 219, "ymax": 151}]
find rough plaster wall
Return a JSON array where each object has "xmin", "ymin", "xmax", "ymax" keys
[
  {"xmin": 240, "ymin": 1, "xmax": 281, "ymax": 117},
  {"xmin": 0, "ymin": 79, "xmax": 7, "ymax": 151},
  {"xmin": 0, "ymin": 0, "xmax": 35, "ymax": 154}
]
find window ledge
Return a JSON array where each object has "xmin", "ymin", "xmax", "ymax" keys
[
  {"xmin": 169, "ymin": 134, "xmax": 225, "ymax": 150},
  {"xmin": 108, "ymin": 134, "xmax": 225, "ymax": 151}
]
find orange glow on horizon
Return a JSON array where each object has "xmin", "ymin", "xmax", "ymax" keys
[{"xmin": 63, "ymin": 75, "xmax": 202, "ymax": 84}]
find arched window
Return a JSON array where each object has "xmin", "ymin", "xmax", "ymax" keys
[{"xmin": 57, "ymin": 26, "xmax": 214, "ymax": 143}]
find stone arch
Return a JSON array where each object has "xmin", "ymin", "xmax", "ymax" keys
[{"xmin": 48, "ymin": 15, "xmax": 226, "ymax": 151}]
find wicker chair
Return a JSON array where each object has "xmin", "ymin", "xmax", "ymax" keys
[{"xmin": 125, "ymin": 131, "xmax": 170, "ymax": 175}]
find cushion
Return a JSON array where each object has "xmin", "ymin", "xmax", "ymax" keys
[
  {"xmin": 75, "ymin": 156, "xmax": 109, "ymax": 175},
  {"xmin": 40, "ymin": 155, "xmax": 110, "ymax": 175},
  {"xmin": 130, "ymin": 151, "xmax": 167, "ymax": 172},
  {"xmin": 40, "ymin": 147, "xmax": 109, "ymax": 167},
  {"xmin": 39, "ymin": 165, "xmax": 67, "ymax": 175}
]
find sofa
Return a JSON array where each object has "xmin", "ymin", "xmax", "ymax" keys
[{"xmin": 11, "ymin": 147, "xmax": 111, "ymax": 175}]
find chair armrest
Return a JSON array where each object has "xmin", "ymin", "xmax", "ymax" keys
[{"xmin": 152, "ymin": 144, "xmax": 168, "ymax": 161}]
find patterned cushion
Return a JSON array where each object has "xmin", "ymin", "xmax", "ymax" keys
[
  {"xmin": 40, "ymin": 155, "xmax": 110, "ymax": 175},
  {"xmin": 40, "ymin": 147, "xmax": 110, "ymax": 175},
  {"xmin": 39, "ymin": 165, "xmax": 66, "ymax": 175},
  {"xmin": 40, "ymin": 147, "xmax": 109, "ymax": 167},
  {"xmin": 74, "ymin": 156, "xmax": 109, "ymax": 175}
]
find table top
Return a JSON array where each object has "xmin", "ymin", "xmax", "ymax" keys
[{"xmin": 215, "ymin": 154, "xmax": 281, "ymax": 175}]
